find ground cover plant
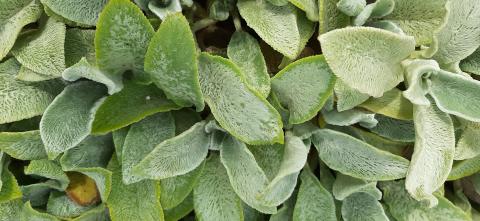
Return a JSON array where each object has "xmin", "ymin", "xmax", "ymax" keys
[{"xmin": 1, "ymin": 0, "xmax": 480, "ymax": 220}]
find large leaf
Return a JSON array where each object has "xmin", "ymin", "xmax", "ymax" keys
[
  {"xmin": 219, "ymin": 135, "xmax": 277, "ymax": 214},
  {"xmin": 40, "ymin": 0, "xmax": 107, "ymax": 26},
  {"xmin": 227, "ymin": 31, "xmax": 271, "ymax": 98},
  {"xmin": 106, "ymin": 156, "xmax": 164, "ymax": 221},
  {"xmin": 144, "ymin": 13, "xmax": 204, "ymax": 110},
  {"xmin": 292, "ymin": 168, "xmax": 336, "ymax": 221},
  {"xmin": 237, "ymin": 0, "xmax": 301, "ymax": 59},
  {"xmin": 271, "ymin": 55, "xmax": 336, "ymax": 124},
  {"xmin": 40, "ymin": 81, "xmax": 107, "ymax": 159},
  {"xmin": 95, "ymin": 0, "xmax": 154, "ymax": 82},
  {"xmin": 0, "ymin": 0, "xmax": 42, "ymax": 60},
  {"xmin": 193, "ymin": 154, "xmax": 243, "ymax": 221},
  {"xmin": 319, "ymin": 27, "xmax": 415, "ymax": 97},
  {"xmin": 92, "ymin": 81, "xmax": 180, "ymax": 134},
  {"xmin": 198, "ymin": 53, "xmax": 283, "ymax": 145},
  {"xmin": 12, "ymin": 18, "xmax": 65, "ymax": 77},
  {"xmin": 132, "ymin": 121, "xmax": 209, "ymax": 180},
  {"xmin": 383, "ymin": 0, "xmax": 447, "ymax": 45},
  {"xmin": 429, "ymin": 70, "xmax": 480, "ymax": 122},
  {"xmin": 406, "ymin": 98, "xmax": 455, "ymax": 207},
  {"xmin": 160, "ymin": 162, "xmax": 204, "ymax": 210},
  {"xmin": 0, "ymin": 131, "xmax": 47, "ymax": 160},
  {"xmin": 380, "ymin": 180, "xmax": 471, "ymax": 221},
  {"xmin": 426, "ymin": 0, "xmax": 480, "ymax": 66},
  {"xmin": 312, "ymin": 129, "xmax": 410, "ymax": 180},
  {"xmin": 0, "ymin": 58, "xmax": 63, "ymax": 124},
  {"xmin": 122, "ymin": 113, "xmax": 175, "ymax": 184}
]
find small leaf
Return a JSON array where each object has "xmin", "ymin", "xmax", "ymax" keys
[
  {"xmin": 382, "ymin": 0, "xmax": 447, "ymax": 45},
  {"xmin": 70, "ymin": 204, "xmax": 108, "ymax": 221},
  {"xmin": 193, "ymin": 154, "xmax": 243, "ymax": 221},
  {"xmin": 70, "ymin": 168, "xmax": 112, "ymax": 203},
  {"xmin": 353, "ymin": 127, "xmax": 409, "ymax": 155},
  {"xmin": 237, "ymin": 0, "xmax": 301, "ymax": 59},
  {"xmin": 0, "ymin": 58, "xmax": 63, "ymax": 124},
  {"xmin": 59, "ymin": 135, "xmax": 113, "ymax": 171},
  {"xmin": 312, "ymin": 129, "xmax": 410, "ymax": 180},
  {"xmin": 122, "ymin": 113, "xmax": 175, "ymax": 184},
  {"xmin": 145, "ymin": 13, "xmax": 204, "ymax": 110},
  {"xmin": 0, "ymin": 199, "xmax": 22, "ymax": 221},
  {"xmin": 319, "ymin": 27, "xmax": 415, "ymax": 97},
  {"xmin": 359, "ymin": 88, "xmax": 413, "ymax": 121},
  {"xmin": 172, "ymin": 108, "xmax": 202, "ymax": 134},
  {"xmin": 12, "ymin": 18, "xmax": 66, "ymax": 77},
  {"xmin": 161, "ymin": 162, "xmax": 204, "ymax": 209},
  {"xmin": 148, "ymin": 0, "xmax": 182, "ymax": 20},
  {"xmin": 289, "ymin": 0, "xmax": 319, "ymax": 21},
  {"xmin": 133, "ymin": 121, "xmax": 209, "ymax": 180},
  {"xmin": 0, "ymin": 0, "xmax": 42, "ymax": 60},
  {"xmin": 62, "ymin": 58, "xmax": 124, "ymax": 95},
  {"xmin": 25, "ymin": 160, "xmax": 70, "ymax": 190},
  {"xmin": 293, "ymin": 168, "xmax": 336, "ymax": 221},
  {"xmin": 0, "ymin": 131, "xmax": 47, "ymax": 160},
  {"xmin": 65, "ymin": 172, "xmax": 100, "ymax": 207},
  {"xmin": 448, "ymin": 154, "xmax": 480, "ymax": 181},
  {"xmin": 318, "ymin": 0, "xmax": 350, "ymax": 34},
  {"xmin": 0, "ymin": 168, "xmax": 22, "ymax": 203},
  {"xmin": 332, "ymin": 174, "xmax": 382, "ymax": 201},
  {"xmin": 164, "ymin": 194, "xmax": 194, "ymax": 221},
  {"xmin": 380, "ymin": 180, "xmax": 471, "ymax": 221},
  {"xmin": 21, "ymin": 201, "xmax": 60, "ymax": 221},
  {"xmin": 460, "ymin": 48, "xmax": 480, "ymax": 75},
  {"xmin": 322, "ymin": 108, "xmax": 378, "ymax": 128},
  {"xmin": 95, "ymin": 0, "xmax": 154, "ymax": 82},
  {"xmin": 368, "ymin": 114, "xmax": 415, "ymax": 142},
  {"xmin": 219, "ymin": 135, "xmax": 277, "ymax": 214},
  {"xmin": 91, "ymin": 81, "xmax": 180, "ymax": 135},
  {"xmin": 271, "ymin": 55, "xmax": 336, "ymax": 124},
  {"xmin": 47, "ymin": 192, "xmax": 94, "ymax": 219},
  {"xmin": 16, "ymin": 66, "xmax": 56, "ymax": 82},
  {"xmin": 406, "ymin": 98, "xmax": 455, "ymax": 207},
  {"xmin": 40, "ymin": 0, "xmax": 108, "ymax": 26},
  {"xmin": 248, "ymin": 143, "xmax": 284, "ymax": 180},
  {"xmin": 64, "ymin": 29, "xmax": 96, "ymax": 67},
  {"xmin": 454, "ymin": 119, "xmax": 480, "ymax": 160},
  {"xmin": 228, "ymin": 31, "xmax": 271, "ymax": 98},
  {"xmin": 341, "ymin": 192, "xmax": 389, "ymax": 221},
  {"xmin": 106, "ymin": 156, "xmax": 164, "ymax": 221},
  {"xmin": 198, "ymin": 53, "xmax": 283, "ymax": 145},
  {"xmin": 334, "ymin": 79, "xmax": 370, "ymax": 112},
  {"xmin": 336, "ymin": 0, "xmax": 366, "ymax": 16},
  {"xmin": 426, "ymin": 0, "xmax": 480, "ymax": 65},
  {"xmin": 40, "ymin": 81, "xmax": 107, "ymax": 159}
]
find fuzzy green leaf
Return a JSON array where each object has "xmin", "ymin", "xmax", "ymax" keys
[
  {"xmin": 161, "ymin": 162, "xmax": 204, "ymax": 210},
  {"xmin": 341, "ymin": 192, "xmax": 389, "ymax": 221},
  {"xmin": 40, "ymin": 0, "xmax": 107, "ymax": 26},
  {"xmin": 25, "ymin": 160, "xmax": 70, "ymax": 190},
  {"xmin": 0, "ymin": 131, "xmax": 47, "ymax": 160},
  {"xmin": 332, "ymin": 174, "xmax": 382, "ymax": 201},
  {"xmin": 64, "ymin": 29, "xmax": 96, "ymax": 67}
]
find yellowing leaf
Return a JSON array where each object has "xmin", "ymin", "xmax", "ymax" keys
[{"xmin": 66, "ymin": 172, "xmax": 100, "ymax": 206}]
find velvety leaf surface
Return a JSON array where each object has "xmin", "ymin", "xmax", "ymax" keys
[
  {"xmin": 322, "ymin": 108, "xmax": 378, "ymax": 128},
  {"xmin": 92, "ymin": 81, "xmax": 180, "ymax": 134},
  {"xmin": 227, "ymin": 31, "xmax": 271, "ymax": 98},
  {"xmin": 289, "ymin": 0, "xmax": 319, "ymax": 21},
  {"xmin": 383, "ymin": 0, "xmax": 447, "ymax": 45},
  {"xmin": 161, "ymin": 162, "xmax": 204, "ymax": 210},
  {"xmin": 122, "ymin": 113, "xmax": 175, "ymax": 184},
  {"xmin": 292, "ymin": 168, "xmax": 336, "ymax": 221},
  {"xmin": 312, "ymin": 129, "xmax": 410, "ymax": 180},
  {"xmin": 271, "ymin": 55, "xmax": 336, "ymax": 124},
  {"xmin": 0, "ymin": 168, "xmax": 22, "ymax": 203},
  {"xmin": 46, "ymin": 191, "xmax": 93, "ymax": 218},
  {"xmin": 59, "ymin": 135, "xmax": 113, "ymax": 171},
  {"xmin": 198, "ymin": 53, "xmax": 283, "ymax": 145},
  {"xmin": 448, "ymin": 154, "xmax": 480, "ymax": 181},
  {"xmin": 319, "ymin": 27, "xmax": 415, "ymax": 97},
  {"xmin": 0, "ymin": 199, "xmax": 22, "ymax": 221},
  {"xmin": 380, "ymin": 180, "xmax": 470, "ymax": 221},
  {"xmin": 12, "ymin": 18, "xmax": 66, "ymax": 77},
  {"xmin": 106, "ymin": 156, "xmax": 164, "ymax": 221},
  {"xmin": 406, "ymin": 99, "xmax": 455, "ymax": 207},
  {"xmin": 193, "ymin": 154, "xmax": 243, "ymax": 221},
  {"xmin": 40, "ymin": 0, "xmax": 108, "ymax": 26},
  {"xmin": 95, "ymin": 0, "xmax": 154, "ymax": 81},
  {"xmin": 334, "ymin": 79, "xmax": 370, "ymax": 112},
  {"xmin": 454, "ymin": 120, "xmax": 480, "ymax": 160},
  {"xmin": 164, "ymin": 194, "xmax": 194, "ymax": 221},
  {"xmin": 332, "ymin": 174, "xmax": 382, "ymax": 201},
  {"xmin": 220, "ymin": 135, "xmax": 277, "ymax": 214},
  {"xmin": 21, "ymin": 201, "xmax": 60, "ymax": 221},
  {"xmin": 336, "ymin": 0, "xmax": 366, "ymax": 16},
  {"xmin": 0, "ymin": 131, "xmax": 47, "ymax": 160},
  {"xmin": 145, "ymin": 13, "xmax": 204, "ymax": 110},
  {"xmin": 341, "ymin": 192, "xmax": 389, "ymax": 221},
  {"xmin": 64, "ymin": 29, "xmax": 96, "ymax": 67},
  {"xmin": 460, "ymin": 48, "xmax": 480, "ymax": 75},
  {"xmin": 368, "ymin": 114, "xmax": 415, "ymax": 142},
  {"xmin": 25, "ymin": 160, "xmax": 70, "ymax": 190},
  {"xmin": 40, "ymin": 81, "xmax": 107, "ymax": 159},
  {"xmin": 248, "ymin": 143, "xmax": 283, "ymax": 181},
  {"xmin": 0, "ymin": 0, "xmax": 42, "ymax": 60},
  {"xmin": 132, "ymin": 121, "xmax": 209, "ymax": 180},
  {"xmin": 359, "ymin": 88, "xmax": 413, "ymax": 120},
  {"xmin": 318, "ymin": 0, "xmax": 350, "ymax": 34},
  {"xmin": 0, "ymin": 58, "xmax": 63, "ymax": 124},
  {"xmin": 427, "ymin": 0, "xmax": 480, "ymax": 65}
]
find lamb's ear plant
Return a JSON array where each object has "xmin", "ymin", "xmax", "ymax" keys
[{"xmin": 2, "ymin": 0, "xmax": 480, "ymax": 220}]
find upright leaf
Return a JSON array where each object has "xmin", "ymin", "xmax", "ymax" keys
[
  {"xmin": 293, "ymin": 169, "xmax": 336, "ymax": 221},
  {"xmin": 95, "ymin": 0, "xmax": 154, "ymax": 82},
  {"xmin": 40, "ymin": 0, "xmax": 108, "ymax": 26},
  {"xmin": 271, "ymin": 55, "xmax": 336, "ymax": 124},
  {"xmin": 12, "ymin": 18, "xmax": 66, "ymax": 77},
  {"xmin": 220, "ymin": 135, "xmax": 277, "ymax": 214},
  {"xmin": 0, "ymin": 0, "xmax": 42, "ymax": 60},
  {"xmin": 0, "ymin": 58, "xmax": 63, "ymax": 124},
  {"xmin": 133, "ymin": 121, "xmax": 209, "ymax": 180},
  {"xmin": 198, "ymin": 53, "xmax": 283, "ymax": 145},
  {"xmin": 319, "ymin": 27, "xmax": 415, "ymax": 97},
  {"xmin": 312, "ymin": 129, "xmax": 410, "ymax": 180},
  {"xmin": 227, "ymin": 31, "xmax": 271, "ymax": 98},
  {"xmin": 193, "ymin": 155, "xmax": 243, "ymax": 221},
  {"xmin": 145, "ymin": 13, "xmax": 204, "ymax": 110},
  {"xmin": 40, "ymin": 82, "xmax": 107, "ymax": 159},
  {"xmin": 406, "ymin": 98, "xmax": 455, "ymax": 207}
]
